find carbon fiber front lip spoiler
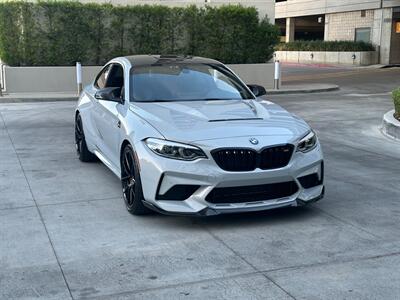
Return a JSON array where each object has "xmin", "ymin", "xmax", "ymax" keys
[
  {"xmin": 297, "ymin": 186, "xmax": 325, "ymax": 206},
  {"xmin": 143, "ymin": 186, "xmax": 324, "ymax": 217},
  {"xmin": 143, "ymin": 200, "xmax": 219, "ymax": 217}
]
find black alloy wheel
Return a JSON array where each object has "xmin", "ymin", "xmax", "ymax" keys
[
  {"xmin": 121, "ymin": 144, "xmax": 151, "ymax": 215},
  {"xmin": 75, "ymin": 114, "xmax": 97, "ymax": 162}
]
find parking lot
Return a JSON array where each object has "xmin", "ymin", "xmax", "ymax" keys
[{"xmin": 1, "ymin": 67, "xmax": 400, "ymax": 299}]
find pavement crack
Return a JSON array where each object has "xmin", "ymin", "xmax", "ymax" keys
[
  {"xmin": 0, "ymin": 197, "xmax": 120, "ymax": 212},
  {"xmin": 0, "ymin": 112, "xmax": 74, "ymax": 300},
  {"xmin": 79, "ymin": 248, "xmax": 400, "ymax": 300},
  {"xmin": 0, "ymin": 204, "xmax": 36, "ymax": 211},
  {"xmin": 80, "ymin": 271, "xmax": 260, "ymax": 300},
  {"xmin": 312, "ymin": 206, "xmax": 382, "ymax": 239},
  {"xmin": 202, "ymin": 225, "xmax": 297, "ymax": 300},
  {"xmin": 38, "ymin": 196, "xmax": 122, "ymax": 208},
  {"xmin": 264, "ymin": 250, "xmax": 400, "ymax": 276}
]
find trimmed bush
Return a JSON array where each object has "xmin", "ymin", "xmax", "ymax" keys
[
  {"xmin": 276, "ymin": 40, "xmax": 375, "ymax": 52},
  {"xmin": 393, "ymin": 87, "xmax": 400, "ymax": 121},
  {"xmin": 0, "ymin": 1, "xmax": 279, "ymax": 66}
]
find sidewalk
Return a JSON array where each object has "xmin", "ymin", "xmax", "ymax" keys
[{"xmin": 0, "ymin": 92, "xmax": 77, "ymax": 103}]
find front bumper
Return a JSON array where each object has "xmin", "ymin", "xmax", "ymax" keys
[{"xmin": 136, "ymin": 138, "xmax": 324, "ymax": 216}]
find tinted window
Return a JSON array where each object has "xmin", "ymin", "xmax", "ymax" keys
[
  {"xmin": 130, "ymin": 63, "xmax": 254, "ymax": 102},
  {"xmin": 107, "ymin": 64, "xmax": 124, "ymax": 89},
  {"xmin": 355, "ymin": 27, "xmax": 371, "ymax": 43},
  {"xmin": 95, "ymin": 64, "xmax": 112, "ymax": 89}
]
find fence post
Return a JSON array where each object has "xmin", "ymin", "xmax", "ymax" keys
[
  {"xmin": 76, "ymin": 62, "xmax": 82, "ymax": 95},
  {"xmin": 0, "ymin": 61, "xmax": 3, "ymax": 96},
  {"xmin": 274, "ymin": 60, "xmax": 281, "ymax": 90}
]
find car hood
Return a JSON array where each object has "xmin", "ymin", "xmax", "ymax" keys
[{"xmin": 130, "ymin": 99, "xmax": 310, "ymax": 143}]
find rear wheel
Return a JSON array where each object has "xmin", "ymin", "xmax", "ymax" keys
[
  {"xmin": 121, "ymin": 144, "xmax": 152, "ymax": 215},
  {"xmin": 75, "ymin": 114, "xmax": 97, "ymax": 162}
]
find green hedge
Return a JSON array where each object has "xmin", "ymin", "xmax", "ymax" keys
[
  {"xmin": 276, "ymin": 41, "xmax": 375, "ymax": 52},
  {"xmin": 393, "ymin": 87, "xmax": 400, "ymax": 120},
  {"xmin": 0, "ymin": 1, "xmax": 279, "ymax": 66}
]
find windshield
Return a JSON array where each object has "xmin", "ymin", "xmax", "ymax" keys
[{"xmin": 130, "ymin": 63, "xmax": 254, "ymax": 102}]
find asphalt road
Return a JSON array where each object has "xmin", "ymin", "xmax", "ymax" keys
[{"xmin": 1, "ymin": 67, "xmax": 400, "ymax": 299}]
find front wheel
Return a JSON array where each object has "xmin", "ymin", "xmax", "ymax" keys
[
  {"xmin": 75, "ymin": 114, "xmax": 97, "ymax": 162},
  {"xmin": 121, "ymin": 144, "xmax": 152, "ymax": 215}
]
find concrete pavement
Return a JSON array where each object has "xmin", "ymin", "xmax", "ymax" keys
[{"xmin": 1, "ymin": 67, "xmax": 400, "ymax": 299}]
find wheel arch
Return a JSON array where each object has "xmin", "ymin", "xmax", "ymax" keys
[
  {"xmin": 120, "ymin": 139, "xmax": 131, "ymax": 170},
  {"xmin": 120, "ymin": 140, "xmax": 131, "ymax": 161}
]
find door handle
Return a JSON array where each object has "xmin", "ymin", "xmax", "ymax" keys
[{"xmin": 117, "ymin": 120, "xmax": 121, "ymax": 128}]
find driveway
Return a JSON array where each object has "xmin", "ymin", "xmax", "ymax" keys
[{"xmin": 1, "ymin": 68, "xmax": 400, "ymax": 299}]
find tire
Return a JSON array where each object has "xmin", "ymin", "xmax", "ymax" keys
[
  {"xmin": 121, "ymin": 144, "xmax": 152, "ymax": 215},
  {"xmin": 75, "ymin": 113, "xmax": 98, "ymax": 162}
]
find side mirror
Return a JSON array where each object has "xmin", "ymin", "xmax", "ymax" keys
[
  {"xmin": 95, "ymin": 87, "xmax": 123, "ymax": 103},
  {"xmin": 247, "ymin": 84, "xmax": 267, "ymax": 97}
]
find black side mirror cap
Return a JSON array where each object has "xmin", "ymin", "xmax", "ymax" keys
[
  {"xmin": 247, "ymin": 84, "xmax": 267, "ymax": 97},
  {"xmin": 95, "ymin": 87, "xmax": 123, "ymax": 103}
]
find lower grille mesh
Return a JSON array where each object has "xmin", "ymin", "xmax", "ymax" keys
[{"xmin": 206, "ymin": 181, "xmax": 299, "ymax": 204}]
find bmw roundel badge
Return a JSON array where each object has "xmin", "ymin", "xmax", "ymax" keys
[{"xmin": 249, "ymin": 138, "xmax": 259, "ymax": 145}]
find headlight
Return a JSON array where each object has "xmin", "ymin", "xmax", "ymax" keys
[
  {"xmin": 144, "ymin": 138, "xmax": 207, "ymax": 161},
  {"xmin": 297, "ymin": 130, "xmax": 317, "ymax": 153}
]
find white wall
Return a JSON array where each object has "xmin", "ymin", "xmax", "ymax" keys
[
  {"xmin": 3, "ymin": 66, "xmax": 102, "ymax": 93},
  {"xmin": 274, "ymin": 50, "xmax": 379, "ymax": 66},
  {"xmin": 276, "ymin": 0, "xmax": 398, "ymax": 18},
  {"xmin": 2, "ymin": 63, "xmax": 275, "ymax": 94},
  {"xmin": 324, "ymin": 10, "xmax": 375, "ymax": 41}
]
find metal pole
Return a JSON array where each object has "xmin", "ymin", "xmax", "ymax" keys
[
  {"xmin": 0, "ymin": 61, "xmax": 3, "ymax": 96},
  {"xmin": 76, "ymin": 62, "xmax": 82, "ymax": 95},
  {"xmin": 274, "ymin": 60, "xmax": 281, "ymax": 90}
]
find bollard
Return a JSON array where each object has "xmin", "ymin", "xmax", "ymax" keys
[
  {"xmin": 0, "ymin": 65, "xmax": 3, "ymax": 96},
  {"xmin": 76, "ymin": 62, "xmax": 82, "ymax": 95},
  {"xmin": 274, "ymin": 60, "xmax": 281, "ymax": 90}
]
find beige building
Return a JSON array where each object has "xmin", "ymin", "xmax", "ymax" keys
[
  {"xmin": 79, "ymin": 0, "xmax": 275, "ymax": 20},
  {"xmin": 276, "ymin": 0, "xmax": 400, "ymax": 64}
]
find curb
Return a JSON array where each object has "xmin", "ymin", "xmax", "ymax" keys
[
  {"xmin": 0, "ymin": 96, "xmax": 77, "ymax": 103},
  {"xmin": 266, "ymin": 85, "xmax": 339, "ymax": 95},
  {"xmin": 381, "ymin": 110, "xmax": 400, "ymax": 141}
]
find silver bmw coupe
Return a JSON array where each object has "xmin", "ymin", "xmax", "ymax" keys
[{"xmin": 75, "ymin": 55, "xmax": 324, "ymax": 216}]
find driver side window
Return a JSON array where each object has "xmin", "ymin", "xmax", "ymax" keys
[
  {"xmin": 106, "ymin": 64, "xmax": 124, "ymax": 89},
  {"xmin": 95, "ymin": 63, "xmax": 125, "ymax": 99},
  {"xmin": 95, "ymin": 64, "xmax": 112, "ymax": 89}
]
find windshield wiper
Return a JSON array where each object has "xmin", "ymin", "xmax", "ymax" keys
[
  {"xmin": 135, "ymin": 99, "xmax": 172, "ymax": 103},
  {"xmin": 202, "ymin": 98, "xmax": 241, "ymax": 101}
]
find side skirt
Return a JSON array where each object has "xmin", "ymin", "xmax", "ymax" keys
[{"xmin": 93, "ymin": 149, "xmax": 121, "ymax": 179}]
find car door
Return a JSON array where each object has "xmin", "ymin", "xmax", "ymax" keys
[{"xmin": 92, "ymin": 63, "xmax": 124, "ymax": 168}]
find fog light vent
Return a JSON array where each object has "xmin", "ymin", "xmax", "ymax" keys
[{"xmin": 156, "ymin": 185, "xmax": 200, "ymax": 201}]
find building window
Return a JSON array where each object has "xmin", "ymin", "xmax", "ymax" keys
[
  {"xmin": 361, "ymin": 10, "xmax": 366, "ymax": 18},
  {"xmin": 355, "ymin": 27, "xmax": 371, "ymax": 43}
]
